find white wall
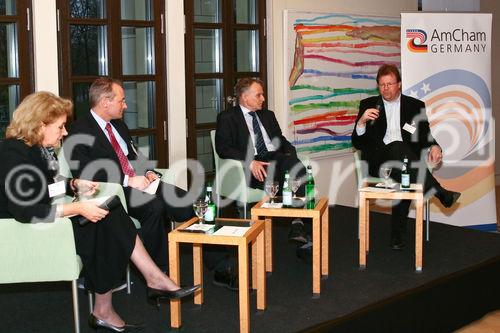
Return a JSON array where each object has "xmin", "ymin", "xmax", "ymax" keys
[
  {"xmin": 165, "ymin": 0, "xmax": 188, "ymax": 189},
  {"xmin": 266, "ymin": 0, "xmax": 417, "ymax": 207},
  {"xmin": 31, "ymin": 0, "xmax": 59, "ymax": 93}
]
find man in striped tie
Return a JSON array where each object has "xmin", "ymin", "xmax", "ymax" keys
[
  {"xmin": 215, "ymin": 78, "xmax": 310, "ymax": 247},
  {"xmin": 65, "ymin": 78, "xmax": 237, "ymax": 284}
]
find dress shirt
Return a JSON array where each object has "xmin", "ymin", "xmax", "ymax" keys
[
  {"xmin": 355, "ymin": 94, "xmax": 403, "ymax": 145},
  {"xmin": 90, "ymin": 110, "xmax": 132, "ymax": 186},
  {"xmin": 240, "ymin": 105, "xmax": 276, "ymax": 155},
  {"xmin": 382, "ymin": 95, "xmax": 402, "ymax": 144}
]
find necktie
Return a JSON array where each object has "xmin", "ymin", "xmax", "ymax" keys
[
  {"xmin": 249, "ymin": 112, "xmax": 269, "ymax": 158},
  {"xmin": 105, "ymin": 123, "xmax": 136, "ymax": 177}
]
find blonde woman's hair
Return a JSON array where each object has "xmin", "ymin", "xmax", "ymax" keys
[{"xmin": 6, "ymin": 91, "xmax": 73, "ymax": 146}]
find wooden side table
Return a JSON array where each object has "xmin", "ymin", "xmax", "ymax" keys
[
  {"xmin": 358, "ymin": 184, "xmax": 424, "ymax": 272},
  {"xmin": 251, "ymin": 197, "xmax": 329, "ymax": 295},
  {"xmin": 168, "ymin": 217, "xmax": 266, "ymax": 333}
]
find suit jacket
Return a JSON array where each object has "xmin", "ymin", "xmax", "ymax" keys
[
  {"xmin": 215, "ymin": 106, "xmax": 296, "ymax": 163},
  {"xmin": 351, "ymin": 94, "xmax": 437, "ymax": 169},
  {"xmin": 65, "ymin": 112, "xmax": 156, "ymax": 184},
  {"xmin": 0, "ymin": 139, "xmax": 64, "ymax": 222}
]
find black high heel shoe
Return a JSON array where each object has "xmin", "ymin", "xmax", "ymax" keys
[
  {"xmin": 88, "ymin": 313, "xmax": 144, "ymax": 332},
  {"xmin": 147, "ymin": 284, "xmax": 201, "ymax": 307}
]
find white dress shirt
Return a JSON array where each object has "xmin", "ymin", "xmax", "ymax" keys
[
  {"xmin": 355, "ymin": 95, "xmax": 403, "ymax": 145},
  {"xmin": 240, "ymin": 105, "xmax": 276, "ymax": 155},
  {"xmin": 382, "ymin": 95, "xmax": 402, "ymax": 144}
]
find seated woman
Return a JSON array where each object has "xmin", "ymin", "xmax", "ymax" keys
[{"xmin": 0, "ymin": 91, "xmax": 199, "ymax": 332}]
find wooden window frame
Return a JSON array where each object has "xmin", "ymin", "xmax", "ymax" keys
[{"xmin": 56, "ymin": 0, "xmax": 169, "ymax": 166}]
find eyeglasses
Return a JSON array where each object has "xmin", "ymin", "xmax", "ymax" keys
[{"xmin": 378, "ymin": 82, "xmax": 398, "ymax": 89}]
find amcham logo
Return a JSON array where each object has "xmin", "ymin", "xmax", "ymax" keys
[{"xmin": 406, "ymin": 29, "xmax": 428, "ymax": 53}]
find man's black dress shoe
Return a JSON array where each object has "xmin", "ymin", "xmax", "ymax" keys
[
  {"xmin": 147, "ymin": 284, "xmax": 200, "ymax": 305},
  {"xmin": 435, "ymin": 189, "xmax": 461, "ymax": 208},
  {"xmin": 296, "ymin": 242, "xmax": 312, "ymax": 264},
  {"xmin": 213, "ymin": 269, "xmax": 238, "ymax": 291},
  {"xmin": 88, "ymin": 314, "xmax": 144, "ymax": 332},
  {"xmin": 390, "ymin": 237, "xmax": 405, "ymax": 251},
  {"xmin": 288, "ymin": 219, "xmax": 308, "ymax": 244}
]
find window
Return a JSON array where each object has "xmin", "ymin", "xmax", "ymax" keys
[
  {"xmin": 185, "ymin": 0, "xmax": 267, "ymax": 176},
  {"xmin": 57, "ymin": 0, "xmax": 168, "ymax": 165},
  {"xmin": 0, "ymin": 0, "xmax": 34, "ymax": 138}
]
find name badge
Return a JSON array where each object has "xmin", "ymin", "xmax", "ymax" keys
[
  {"xmin": 48, "ymin": 180, "xmax": 66, "ymax": 198},
  {"xmin": 403, "ymin": 122, "xmax": 416, "ymax": 134}
]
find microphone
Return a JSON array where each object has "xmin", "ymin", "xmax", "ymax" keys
[
  {"xmin": 129, "ymin": 140, "xmax": 139, "ymax": 156},
  {"xmin": 370, "ymin": 103, "xmax": 381, "ymax": 126},
  {"xmin": 77, "ymin": 195, "xmax": 121, "ymax": 226}
]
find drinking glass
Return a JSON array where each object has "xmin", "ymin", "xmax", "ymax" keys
[
  {"xmin": 193, "ymin": 199, "xmax": 208, "ymax": 224},
  {"xmin": 264, "ymin": 181, "xmax": 279, "ymax": 204},
  {"xmin": 381, "ymin": 167, "xmax": 392, "ymax": 188},
  {"xmin": 291, "ymin": 179, "xmax": 301, "ymax": 198}
]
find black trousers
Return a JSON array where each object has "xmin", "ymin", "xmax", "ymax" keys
[
  {"xmin": 367, "ymin": 141, "xmax": 443, "ymax": 238},
  {"xmin": 125, "ymin": 182, "xmax": 232, "ymax": 271},
  {"xmin": 251, "ymin": 151, "xmax": 307, "ymax": 196}
]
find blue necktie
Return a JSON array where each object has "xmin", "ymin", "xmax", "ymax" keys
[{"xmin": 249, "ymin": 112, "xmax": 269, "ymax": 158}]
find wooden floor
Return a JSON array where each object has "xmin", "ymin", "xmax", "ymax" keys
[
  {"xmin": 455, "ymin": 310, "xmax": 500, "ymax": 333},
  {"xmin": 454, "ymin": 186, "xmax": 500, "ymax": 332}
]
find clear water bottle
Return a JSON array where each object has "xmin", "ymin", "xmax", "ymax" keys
[{"xmin": 282, "ymin": 171, "xmax": 292, "ymax": 207}]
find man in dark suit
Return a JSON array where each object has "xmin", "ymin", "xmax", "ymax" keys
[
  {"xmin": 215, "ymin": 77, "xmax": 309, "ymax": 245},
  {"xmin": 65, "ymin": 78, "xmax": 237, "ymax": 289},
  {"xmin": 352, "ymin": 64, "xmax": 460, "ymax": 250}
]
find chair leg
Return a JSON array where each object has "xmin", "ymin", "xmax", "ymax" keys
[
  {"xmin": 425, "ymin": 199, "xmax": 430, "ymax": 241},
  {"xmin": 243, "ymin": 203, "xmax": 247, "ymax": 219},
  {"xmin": 88, "ymin": 292, "xmax": 93, "ymax": 314},
  {"xmin": 71, "ymin": 280, "xmax": 80, "ymax": 333},
  {"xmin": 126, "ymin": 264, "xmax": 131, "ymax": 294}
]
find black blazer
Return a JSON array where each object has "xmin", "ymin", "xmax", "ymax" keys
[
  {"xmin": 351, "ymin": 94, "xmax": 437, "ymax": 164},
  {"xmin": 64, "ymin": 112, "xmax": 150, "ymax": 183},
  {"xmin": 215, "ymin": 106, "xmax": 296, "ymax": 163},
  {"xmin": 0, "ymin": 139, "xmax": 65, "ymax": 222}
]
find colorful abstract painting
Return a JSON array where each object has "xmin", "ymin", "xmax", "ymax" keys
[{"xmin": 285, "ymin": 11, "xmax": 401, "ymax": 158}]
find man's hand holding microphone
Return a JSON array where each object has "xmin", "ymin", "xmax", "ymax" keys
[{"xmin": 357, "ymin": 104, "xmax": 381, "ymax": 128}]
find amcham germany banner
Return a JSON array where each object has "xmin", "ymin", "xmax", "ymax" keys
[{"xmin": 401, "ymin": 13, "xmax": 495, "ymax": 229}]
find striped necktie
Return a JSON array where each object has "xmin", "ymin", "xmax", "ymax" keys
[{"xmin": 249, "ymin": 112, "xmax": 269, "ymax": 158}]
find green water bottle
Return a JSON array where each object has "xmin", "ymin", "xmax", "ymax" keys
[
  {"xmin": 305, "ymin": 165, "xmax": 315, "ymax": 209},
  {"xmin": 204, "ymin": 183, "xmax": 216, "ymax": 222}
]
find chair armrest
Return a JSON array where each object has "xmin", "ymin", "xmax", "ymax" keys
[
  {"xmin": 297, "ymin": 153, "xmax": 309, "ymax": 166},
  {"xmin": 155, "ymin": 168, "xmax": 174, "ymax": 185},
  {"xmin": 0, "ymin": 218, "xmax": 82, "ymax": 283},
  {"xmin": 215, "ymin": 158, "xmax": 265, "ymax": 203},
  {"xmin": 216, "ymin": 158, "xmax": 247, "ymax": 198},
  {"xmin": 52, "ymin": 182, "xmax": 127, "ymax": 211},
  {"xmin": 96, "ymin": 182, "xmax": 127, "ymax": 212}
]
